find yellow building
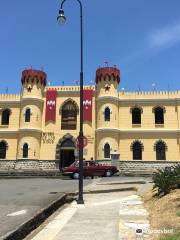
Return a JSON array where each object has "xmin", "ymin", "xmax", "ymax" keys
[{"xmin": 0, "ymin": 66, "xmax": 179, "ymax": 172}]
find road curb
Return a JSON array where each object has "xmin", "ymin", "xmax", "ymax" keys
[
  {"xmin": 74, "ymin": 187, "xmax": 137, "ymax": 195},
  {"xmin": 96, "ymin": 181, "xmax": 146, "ymax": 185},
  {"xmin": 2, "ymin": 193, "xmax": 75, "ymax": 240}
]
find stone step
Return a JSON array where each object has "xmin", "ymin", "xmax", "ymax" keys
[{"xmin": 0, "ymin": 170, "xmax": 62, "ymax": 177}]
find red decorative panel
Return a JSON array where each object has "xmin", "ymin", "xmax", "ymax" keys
[
  {"xmin": 45, "ymin": 89, "xmax": 57, "ymax": 123},
  {"xmin": 83, "ymin": 89, "xmax": 93, "ymax": 122}
]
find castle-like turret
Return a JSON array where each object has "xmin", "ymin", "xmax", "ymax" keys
[
  {"xmin": 96, "ymin": 66, "xmax": 120, "ymax": 98},
  {"xmin": 21, "ymin": 69, "xmax": 46, "ymax": 99},
  {"xmin": 95, "ymin": 66, "xmax": 120, "ymax": 160},
  {"xmin": 96, "ymin": 66, "xmax": 120, "ymax": 128},
  {"xmin": 17, "ymin": 69, "xmax": 47, "ymax": 160}
]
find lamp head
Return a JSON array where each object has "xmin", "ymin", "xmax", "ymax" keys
[{"xmin": 57, "ymin": 9, "xmax": 66, "ymax": 25}]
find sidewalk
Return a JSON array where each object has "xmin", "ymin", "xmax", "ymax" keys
[{"xmin": 29, "ymin": 179, "xmax": 152, "ymax": 240}]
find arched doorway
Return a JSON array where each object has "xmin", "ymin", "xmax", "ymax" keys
[{"xmin": 56, "ymin": 134, "xmax": 76, "ymax": 170}]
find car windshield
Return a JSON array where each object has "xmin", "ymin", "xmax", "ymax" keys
[
  {"xmin": 72, "ymin": 161, "xmax": 87, "ymax": 167},
  {"xmin": 72, "ymin": 161, "xmax": 101, "ymax": 167},
  {"xmin": 73, "ymin": 161, "xmax": 79, "ymax": 167}
]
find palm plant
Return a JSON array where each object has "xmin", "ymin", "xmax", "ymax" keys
[
  {"xmin": 153, "ymin": 168, "xmax": 176, "ymax": 196},
  {"xmin": 172, "ymin": 165, "xmax": 180, "ymax": 188}
]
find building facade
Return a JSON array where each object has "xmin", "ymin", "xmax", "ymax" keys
[{"xmin": 0, "ymin": 66, "xmax": 180, "ymax": 171}]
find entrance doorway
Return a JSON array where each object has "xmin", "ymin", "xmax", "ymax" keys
[
  {"xmin": 60, "ymin": 149, "xmax": 75, "ymax": 169},
  {"xmin": 58, "ymin": 137, "xmax": 75, "ymax": 170}
]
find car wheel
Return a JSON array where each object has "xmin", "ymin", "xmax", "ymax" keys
[
  {"xmin": 72, "ymin": 172, "xmax": 79, "ymax": 179},
  {"xmin": 104, "ymin": 170, "xmax": 113, "ymax": 177}
]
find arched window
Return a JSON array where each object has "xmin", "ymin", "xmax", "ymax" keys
[
  {"xmin": 1, "ymin": 109, "xmax": 10, "ymax": 125},
  {"xmin": 132, "ymin": 107, "xmax": 141, "ymax": 124},
  {"xmin": 155, "ymin": 140, "xmax": 167, "ymax": 160},
  {"xmin": 154, "ymin": 107, "xmax": 164, "ymax": 124},
  {"xmin": 104, "ymin": 143, "xmax": 110, "ymax": 158},
  {"xmin": 104, "ymin": 107, "xmax": 110, "ymax": 121},
  {"xmin": 23, "ymin": 143, "xmax": 29, "ymax": 158},
  {"xmin": 25, "ymin": 108, "xmax": 31, "ymax": 122},
  {"xmin": 0, "ymin": 141, "xmax": 7, "ymax": 159},
  {"xmin": 61, "ymin": 101, "xmax": 78, "ymax": 130},
  {"xmin": 131, "ymin": 141, "xmax": 143, "ymax": 160}
]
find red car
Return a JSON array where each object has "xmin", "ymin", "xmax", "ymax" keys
[{"xmin": 62, "ymin": 160, "xmax": 119, "ymax": 179}]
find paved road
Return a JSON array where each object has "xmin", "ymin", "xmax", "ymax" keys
[{"xmin": 0, "ymin": 178, "xmax": 92, "ymax": 239}]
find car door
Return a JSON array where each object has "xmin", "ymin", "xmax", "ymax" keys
[
  {"xmin": 88, "ymin": 161, "xmax": 102, "ymax": 176},
  {"xmin": 83, "ymin": 161, "xmax": 89, "ymax": 176},
  {"xmin": 94, "ymin": 162, "xmax": 105, "ymax": 176}
]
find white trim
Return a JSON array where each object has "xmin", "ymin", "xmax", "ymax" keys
[
  {"xmin": 0, "ymin": 128, "xmax": 42, "ymax": 133},
  {"xmin": 0, "ymin": 100, "xmax": 20, "ymax": 104},
  {"xmin": 19, "ymin": 128, "xmax": 42, "ymax": 133},
  {"xmin": 0, "ymin": 128, "xmax": 179, "ymax": 134},
  {"xmin": 96, "ymin": 128, "xmax": 180, "ymax": 133},
  {"xmin": 21, "ymin": 97, "xmax": 44, "ymax": 103},
  {"xmin": 96, "ymin": 96, "xmax": 180, "ymax": 103},
  {"xmin": 119, "ymin": 98, "xmax": 180, "ymax": 103},
  {"xmin": 120, "ymin": 129, "xmax": 180, "ymax": 133},
  {"xmin": 97, "ymin": 128, "xmax": 120, "ymax": 133},
  {"xmin": 0, "ymin": 130, "xmax": 18, "ymax": 133},
  {"xmin": 96, "ymin": 96, "xmax": 119, "ymax": 102}
]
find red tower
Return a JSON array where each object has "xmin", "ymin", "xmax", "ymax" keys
[
  {"xmin": 96, "ymin": 66, "xmax": 120, "ymax": 84},
  {"xmin": 21, "ymin": 69, "xmax": 47, "ymax": 86}
]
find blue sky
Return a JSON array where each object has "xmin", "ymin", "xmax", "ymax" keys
[{"xmin": 0, "ymin": 0, "xmax": 180, "ymax": 93}]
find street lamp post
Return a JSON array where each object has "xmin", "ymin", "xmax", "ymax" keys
[{"xmin": 57, "ymin": 0, "xmax": 84, "ymax": 204}]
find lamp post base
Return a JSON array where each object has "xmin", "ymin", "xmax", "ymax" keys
[{"xmin": 76, "ymin": 198, "xmax": 84, "ymax": 204}]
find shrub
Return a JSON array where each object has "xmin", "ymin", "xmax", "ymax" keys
[
  {"xmin": 153, "ymin": 165, "xmax": 180, "ymax": 196},
  {"xmin": 172, "ymin": 165, "xmax": 180, "ymax": 188},
  {"xmin": 153, "ymin": 168, "xmax": 175, "ymax": 196}
]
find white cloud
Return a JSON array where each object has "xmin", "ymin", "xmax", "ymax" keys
[{"xmin": 148, "ymin": 22, "xmax": 180, "ymax": 49}]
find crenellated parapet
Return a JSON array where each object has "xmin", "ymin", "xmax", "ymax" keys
[
  {"xmin": 21, "ymin": 69, "xmax": 47, "ymax": 86},
  {"xmin": 0, "ymin": 94, "xmax": 20, "ymax": 102},
  {"xmin": 96, "ymin": 67, "xmax": 120, "ymax": 84},
  {"xmin": 45, "ymin": 85, "xmax": 95, "ymax": 94},
  {"xmin": 119, "ymin": 90, "xmax": 180, "ymax": 100}
]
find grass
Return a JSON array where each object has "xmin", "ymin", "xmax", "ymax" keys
[
  {"xmin": 176, "ymin": 210, "xmax": 180, "ymax": 217},
  {"xmin": 159, "ymin": 232, "xmax": 180, "ymax": 240},
  {"xmin": 143, "ymin": 189, "xmax": 180, "ymax": 240}
]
